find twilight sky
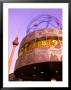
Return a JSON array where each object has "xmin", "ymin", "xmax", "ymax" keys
[{"xmin": 8, "ymin": 8, "xmax": 62, "ymax": 73}]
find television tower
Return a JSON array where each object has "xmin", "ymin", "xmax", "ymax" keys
[{"xmin": 8, "ymin": 37, "xmax": 19, "ymax": 74}]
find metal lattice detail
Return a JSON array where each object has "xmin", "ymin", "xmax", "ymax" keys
[{"xmin": 27, "ymin": 15, "xmax": 62, "ymax": 34}]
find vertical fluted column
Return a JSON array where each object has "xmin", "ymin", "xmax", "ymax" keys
[{"xmin": 8, "ymin": 37, "xmax": 19, "ymax": 74}]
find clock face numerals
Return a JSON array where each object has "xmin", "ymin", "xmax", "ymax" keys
[
  {"xmin": 52, "ymin": 40, "xmax": 58, "ymax": 46},
  {"xmin": 19, "ymin": 38, "xmax": 62, "ymax": 55},
  {"xmin": 19, "ymin": 36, "xmax": 62, "ymax": 61}
]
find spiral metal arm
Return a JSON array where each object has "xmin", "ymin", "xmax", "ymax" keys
[{"xmin": 26, "ymin": 15, "xmax": 62, "ymax": 35}]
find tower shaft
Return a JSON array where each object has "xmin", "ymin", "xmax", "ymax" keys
[
  {"xmin": 8, "ymin": 37, "xmax": 19, "ymax": 74},
  {"xmin": 8, "ymin": 45, "xmax": 16, "ymax": 74}
]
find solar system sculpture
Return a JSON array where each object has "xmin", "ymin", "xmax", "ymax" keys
[{"xmin": 9, "ymin": 15, "xmax": 62, "ymax": 81}]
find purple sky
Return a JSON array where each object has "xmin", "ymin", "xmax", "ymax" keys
[{"xmin": 8, "ymin": 9, "xmax": 62, "ymax": 73}]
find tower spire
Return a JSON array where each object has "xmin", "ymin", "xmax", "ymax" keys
[{"xmin": 8, "ymin": 37, "xmax": 19, "ymax": 74}]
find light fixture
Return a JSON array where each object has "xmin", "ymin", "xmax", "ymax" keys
[
  {"xmin": 41, "ymin": 72, "xmax": 44, "ymax": 74},
  {"xmin": 33, "ymin": 66, "xmax": 36, "ymax": 69},
  {"xmin": 33, "ymin": 75, "xmax": 36, "ymax": 76},
  {"xmin": 56, "ymin": 70, "xmax": 58, "ymax": 73},
  {"xmin": 51, "ymin": 78, "xmax": 56, "ymax": 82}
]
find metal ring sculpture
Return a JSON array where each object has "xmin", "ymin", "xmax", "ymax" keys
[{"xmin": 26, "ymin": 15, "xmax": 62, "ymax": 35}]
